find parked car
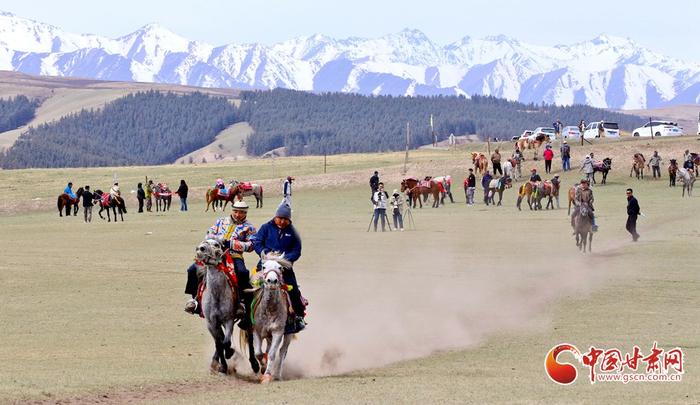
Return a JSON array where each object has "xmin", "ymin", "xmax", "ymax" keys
[
  {"xmin": 514, "ymin": 130, "xmax": 533, "ymax": 141},
  {"xmin": 528, "ymin": 127, "xmax": 556, "ymax": 141},
  {"xmin": 583, "ymin": 121, "xmax": 620, "ymax": 139},
  {"xmin": 561, "ymin": 126, "xmax": 581, "ymax": 139},
  {"xmin": 632, "ymin": 121, "xmax": 683, "ymax": 137}
]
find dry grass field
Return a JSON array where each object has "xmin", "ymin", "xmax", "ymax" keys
[{"xmin": 0, "ymin": 135, "xmax": 699, "ymax": 404}]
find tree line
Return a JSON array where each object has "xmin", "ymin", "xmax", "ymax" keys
[
  {"xmin": 239, "ymin": 89, "xmax": 643, "ymax": 156},
  {"xmin": 0, "ymin": 95, "xmax": 39, "ymax": 133},
  {"xmin": 0, "ymin": 91, "xmax": 237, "ymax": 169}
]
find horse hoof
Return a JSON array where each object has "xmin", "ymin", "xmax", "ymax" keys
[
  {"xmin": 260, "ymin": 374, "xmax": 273, "ymax": 384},
  {"xmin": 224, "ymin": 347, "xmax": 234, "ymax": 359},
  {"xmin": 210, "ymin": 361, "xmax": 219, "ymax": 373}
]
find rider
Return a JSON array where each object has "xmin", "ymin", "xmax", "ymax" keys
[
  {"xmin": 184, "ymin": 200, "xmax": 256, "ymax": 328},
  {"xmin": 571, "ymin": 178, "xmax": 598, "ymax": 232},
  {"xmin": 251, "ymin": 203, "xmax": 306, "ymax": 334},
  {"xmin": 64, "ymin": 182, "xmax": 77, "ymax": 200},
  {"xmin": 109, "ymin": 182, "xmax": 121, "ymax": 199}
]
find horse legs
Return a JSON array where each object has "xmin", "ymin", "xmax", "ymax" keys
[
  {"xmin": 247, "ymin": 331, "xmax": 260, "ymax": 374},
  {"xmin": 588, "ymin": 232, "xmax": 593, "ymax": 252},
  {"xmin": 65, "ymin": 204, "xmax": 71, "ymax": 217},
  {"xmin": 516, "ymin": 195, "xmax": 522, "ymax": 210},
  {"xmin": 274, "ymin": 335, "xmax": 292, "ymax": 381},
  {"xmin": 253, "ymin": 332, "xmax": 265, "ymax": 374},
  {"xmin": 263, "ymin": 332, "xmax": 284, "ymax": 382},
  {"xmin": 222, "ymin": 319, "xmax": 235, "ymax": 366},
  {"xmin": 208, "ymin": 322, "xmax": 228, "ymax": 374},
  {"xmin": 497, "ymin": 190, "xmax": 503, "ymax": 206}
]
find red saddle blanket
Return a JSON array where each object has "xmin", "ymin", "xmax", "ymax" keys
[
  {"xmin": 100, "ymin": 193, "xmax": 110, "ymax": 207},
  {"xmin": 195, "ymin": 255, "xmax": 239, "ymax": 319},
  {"xmin": 238, "ymin": 182, "xmax": 252, "ymax": 191}
]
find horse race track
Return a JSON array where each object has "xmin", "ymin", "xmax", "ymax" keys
[{"xmin": 0, "ymin": 137, "xmax": 698, "ymax": 404}]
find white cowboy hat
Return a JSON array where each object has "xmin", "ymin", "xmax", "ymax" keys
[{"xmin": 232, "ymin": 200, "xmax": 249, "ymax": 210}]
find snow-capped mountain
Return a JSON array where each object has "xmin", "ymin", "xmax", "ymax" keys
[{"xmin": 2, "ymin": 11, "xmax": 699, "ymax": 109}]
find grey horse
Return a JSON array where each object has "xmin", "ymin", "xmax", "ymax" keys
[
  {"xmin": 573, "ymin": 203, "xmax": 593, "ymax": 253},
  {"xmin": 196, "ymin": 239, "xmax": 239, "ymax": 375},
  {"xmin": 248, "ymin": 252, "xmax": 293, "ymax": 383},
  {"xmin": 676, "ymin": 168, "xmax": 695, "ymax": 197}
]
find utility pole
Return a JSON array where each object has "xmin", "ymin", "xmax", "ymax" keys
[
  {"xmin": 403, "ymin": 122, "xmax": 410, "ymax": 175},
  {"xmin": 430, "ymin": 114, "xmax": 436, "ymax": 147},
  {"xmin": 324, "ymin": 153, "xmax": 327, "ymax": 174}
]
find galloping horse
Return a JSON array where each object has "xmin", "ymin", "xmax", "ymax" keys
[
  {"xmin": 205, "ymin": 185, "xmax": 240, "ymax": 212},
  {"xmin": 486, "ymin": 176, "xmax": 512, "ymax": 206},
  {"xmin": 400, "ymin": 177, "xmax": 422, "ymax": 209},
  {"xmin": 419, "ymin": 177, "xmax": 443, "ymax": 208},
  {"xmin": 247, "ymin": 252, "xmax": 294, "ymax": 383},
  {"xmin": 471, "ymin": 152, "xmax": 489, "ymax": 176},
  {"xmin": 669, "ymin": 159, "xmax": 678, "ymax": 187},
  {"xmin": 630, "ymin": 153, "xmax": 646, "ymax": 179},
  {"xmin": 153, "ymin": 183, "xmax": 172, "ymax": 211},
  {"xmin": 573, "ymin": 202, "xmax": 593, "ymax": 253},
  {"xmin": 94, "ymin": 190, "xmax": 126, "ymax": 222},
  {"xmin": 592, "ymin": 158, "xmax": 613, "ymax": 185},
  {"xmin": 195, "ymin": 239, "xmax": 239, "ymax": 375},
  {"xmin": 676, "ymin": 167, "xmax": 696, "ymax": 197},
  {"xmin": 230, "ymin": 180, "xmax": 264, "ymax": 208},
  {"xmin": 57, "ymin": 187, "xmax": 83, "ymax": 217}
]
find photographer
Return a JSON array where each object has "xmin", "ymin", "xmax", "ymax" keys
[
  {"xmin": 390, "ymin": 189, "xmax": 404, "ymax": 232},
  {"xmin": 371, "ymin": 182, "xmax": 389, "ymax": 232}
]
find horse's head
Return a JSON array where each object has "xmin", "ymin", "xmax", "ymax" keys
[
  {"xmin": 260, "ymin": 251, "xmax": 291, "ymax": 289},
  {"xmin": 603, "ymin": 157, "xmax": 612, "ymax": 168},
  {"xmin": 196, "ymin": 239, "xmax": 225, "ymax": 265},
  {"xmin": 579, "ymin": 203, "xmax": 589, "ymax": 217},
  {"xmin": 471, "ymin": 152, "xmax": 478, "ymax": 161},
  {"xmin": 400, "ymin": 180, "xmax": 407, "ymax": 192},
  {"xmin": 504, "ymin": 176, "xmax": 512, "ymax": 188}
]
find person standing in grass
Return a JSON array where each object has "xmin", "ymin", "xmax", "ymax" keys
[
  {"xmin": 560, "ymin": 140, "xmax": 571, "ymax": 171},
  {"xmin": 481, "ymin": 171, "xmax": 493, "ymax": 204},
  {"xmin": 82, "ymin": 185, "xmax": 94, "ymax": 223},
  {"xmin": 145, "ymin": 179, "xmax": 154, "ymax": 212},
  {"xmin": 626, "ymin": 188, "xmax": 640, "ymax": 242},
  {"xmin": 543, "ymin": 145, "xmax": 554, "ymax": 174},
  {"xmin": 176, "ymin": 180, "xmax": 188, "ymax": 211},
  {"xmin": 137, "ymin": 183, "xmax": 145, "ymax": 213},
  {"xmin": 390, "ymin": 189, "xmax": 404, "ymax": 231},
  {"xmin": 648, "ymin": 151, "xmax": 662, "ymax": 179}
]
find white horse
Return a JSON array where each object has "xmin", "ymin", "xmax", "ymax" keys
[
  {"xmin": 248, "ymin": 253, "xmax": 293, "ymax": 383},
  {"xmin": 677, "ymin": 168, "xmax": 695, "ymax": 197},
  {"xmin": 503, "ymin": 160, "xmax": 515, "ymax": 181}
]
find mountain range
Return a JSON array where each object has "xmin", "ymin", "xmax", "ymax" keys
[{"xmin": 1, "ymin": 11, "xmax": 699, "ymax": 109}]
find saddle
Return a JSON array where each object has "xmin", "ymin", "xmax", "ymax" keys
[
  {"xmin": 100, "ymin": 193, "xmax": 111, "ymax": 207},
  {"xmin": 238, "ymin": 182, "xmax": 253, "ymax": 191}
]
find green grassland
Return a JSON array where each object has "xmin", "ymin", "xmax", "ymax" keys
[{"xmin": 0, "ymin": 136, "xmax": 698, "ymax": 404}]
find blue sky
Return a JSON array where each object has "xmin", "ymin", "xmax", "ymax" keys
[{"xmin": 4, "ymin": 0, "xmax": 699, "ymax": 62}]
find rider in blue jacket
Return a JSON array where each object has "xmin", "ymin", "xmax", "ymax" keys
[{"xmin": 251, "ymin": 203, "xmax": 306, "ymax": 333}]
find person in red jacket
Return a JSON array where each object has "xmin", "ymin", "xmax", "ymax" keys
[{"xmin": 543, "ymin": 145, "xmax": 554, "ymax": 174}]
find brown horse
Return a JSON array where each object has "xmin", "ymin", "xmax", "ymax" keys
[
  {"xmin": 528, "ymin": 134, "xmax": 548, "ymax": 160},
  {"xmin": 669, "ymin": 159, "xmax": 678, "ymax": 187},
  {"xmin": 153, "ymin": 183, "xmax": 173, "ymax": 211},
  {"xmin": 630, "ymin": 153, "xmax": 646, "ymax": 179},
  {"xmin": 471, "ymin": 152, "xmax": 489, "ymax": 176},
  {"xmin": 400, "ymin": 178, "xmax": 422, "ymax": 209},
  {"xmin": 419, "ymin": 177, "xmax": 443, "ymax": 208},
  {"xmin": 205, "ymin": 185, "xmax": 240, "ymax": 212},
  {"xmin": 567, "ymin": 186, "xmax": 576, "ymax": 215},
  {"xmin": 57, "ymin": 187, "xmax": 83, "ymax": 217},
  {"xmin": 516, "ymin": 182, "xmax": 537, "ymax": 210},
  {"xmin": 542, "ymin": 180, "xmax": 560, "ymax": 210}
]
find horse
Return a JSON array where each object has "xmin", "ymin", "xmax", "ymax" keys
[
  {"xmin": 230, "ymin": 180, "xmax": 264, "ymax": 208},
  {"xmin": 542, "ymin": 180, "xmax": 560, "ymax": 210},
  {"xmin": 516, "ymin": 182, "xmax": 537, "ymax": 211},
  {"xmin": 246, "ymin": 252, "xmax": 293, "ymax": 383},
  {"xmin": 529, "ymin": 134, "xmax": 549, "ymax": 160},
  {"xmin": 567, "ymin": 186, "xmax": 577, "ymax": 215},
  {"xmin": 592, "ymin": 158, "xmax": 613, "ymax": 185},
  {"xmin": 676, "ymin": 168, "xmax": 696, "ymax": 197},
  {"xmin": 153, "ymin": 183, "xmax": 172, "ymax": 211},
  {"xmin": 205, "ymin": 185, "xmax": 240, "ymax": 212},
  {"xmin": 630, "ymin": 153, "xmax": 646, "ymax": 179},
  {"xmin": 573, "ymin": 202, "xmax": 593, "ymax": 253},
  {"xmin": 94, "ymin": 190, "xmax": 126, "ymax": 222},
  {"xmin": 400, "ymin": 178, "xmax": 422, "ymax": 209},
  {"xmin": 486, "ymin": 176, "xmax": 512, "ymax": 206},
  {"xmin": 669, "ymin": 159, "xmax": 678, "ymax": 187},
  {"xmin": 471, "ymin": 152, "xmax": 489, "ymax": 176},
  {"xmin": 515, "ymin": 138, "xmax": 529, "ymax": 153},
  {"xmin": 195, "ymin": 239, "xmax": 239, "ymax": 375},
  {"xmin": 419, "ymin": 177, "xmax": 443, "ymax": 208},
  {"xmin": 57, "ymin": 187, "xmax": 83, "ymax": 217}
]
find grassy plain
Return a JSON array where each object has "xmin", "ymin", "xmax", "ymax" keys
[{"xmin": 0, "ymin": 136, "xmax": 699, "ymax": 404}]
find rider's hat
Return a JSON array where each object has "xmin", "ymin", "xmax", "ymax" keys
[
  {"xmin": 232, "ymin": 200, "xmax": 249, "ymax": 211},
  {"xmin": 531, "ymin": 168, "xmax": 537, "ymax": 172},
  {"xmin": 580, "ymin": 178, "xmax": 590, "ymax": 184}
]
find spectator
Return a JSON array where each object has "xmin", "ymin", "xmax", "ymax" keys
[
  {"xmin": 626, "ymin": 188, "xmax": 640, "ymax": 242},
  {"xmin": 283, "ymin": 176, "xmax": 294, "ymax": 206},
  {"xmin": 491, "ymin": 149, "xmax": 502, "ymax": 176},
  {"xmin": 371, "ymin": 182, "xmax": 389, "ymax": 232},
  {"xmin": 553, "ymin": 119, "xmax": 562, "ymax": 140},
  {"xmin": 560, "ymin": 140, "xmax": 571, "ymax": 171},
  {"xmin": 597, "ymin": 121, "xmax": 605, "ymax": 138},
  {"xmin": 137, "ymin": 183, "xmax": 145, "ymax": 213},
  {"xmin": 145, "ymin": 179, "xmax": 154, "ymax": 212},
  {"xmin": 82, "ymin": 185, "xmax": 95, "ymax": 223},
  {"xmin": 390, "ymin": 189, "xmax": 404, "ymax": 231},
  {"xmin": 543, "ymin": 145, "xmax": 554, "ymax": 174},
  {"xmin": 369, "ymin": 171, "xmax": 380, "ymax": 194},
  {"xmin": 176, "ymin": 180, "xmax": 188, "ymax": 211},
  {"xmin": 648, "ymin": 151, "xmax": 662, "ymax": 179},
  {"xmin": 580, "ymin": 154, "xmax": 594, "ymax": 183},
  {"xmin": 481, "ymin": 171, "xmax": 493, "ymax": 204}
]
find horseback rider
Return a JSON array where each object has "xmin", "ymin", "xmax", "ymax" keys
[
  {"xmin": 184, "ymin": 200, "xmax": 257, "ymax": 328},
  {"xmin": 109, "ymin": 182, "xmax": 121, "ymax": 199},
  {"xmin": 529, "ymin": 168, "xmax": 542, "ymax": 199},
  {"xmin": 683, "ymin": 150, "xmax": 694, "ymax": 170},
  {"xmin": 251, "ymin": 203, "xmax": 306, "ymax": 334},
  {"xmin": 571, "ymin": 178, "xmax": 598, "ymax": 232},
  {"xmin": 64, "ymin": 182, "xmax": 77, "ymax": 200}
]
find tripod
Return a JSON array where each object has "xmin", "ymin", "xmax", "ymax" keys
[
  {"xmin": 367, "ymin": 209, "xmax": 393, "ymax": 232},
  {"xmin": 402, "ymin": 205, "xmax": 416, "ymax": 230}
]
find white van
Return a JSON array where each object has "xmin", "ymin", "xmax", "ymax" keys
[{"xmin": 583, "ymin": 121, "xmax": 620, "ymax": 139}]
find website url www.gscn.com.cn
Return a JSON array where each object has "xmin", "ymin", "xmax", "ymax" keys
[{"xmin": 596, "ymin": 373, "xmax": 683, "ymax": 384}]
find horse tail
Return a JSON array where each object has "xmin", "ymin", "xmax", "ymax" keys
[{"xmin": 238, "ymin": 329, "xmax": 248, "ymax": 354}]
